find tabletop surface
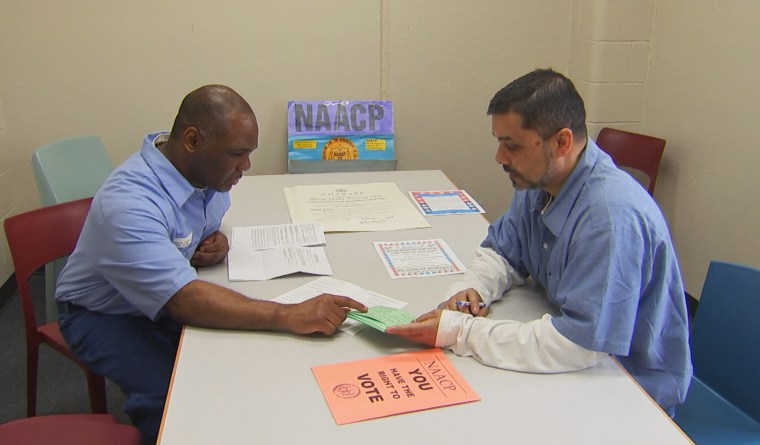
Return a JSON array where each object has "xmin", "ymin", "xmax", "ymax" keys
[{"xmin": 158, "ymin": 170, "xmax": 691, "ymax": 445}]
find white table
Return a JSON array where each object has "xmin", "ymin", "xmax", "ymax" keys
[{"xmin": 158, "ymin": 170, "xmax": 691, "ymax": 444}]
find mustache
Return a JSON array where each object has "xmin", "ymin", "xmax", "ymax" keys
[{"xmin": 502, "ymin": 165, "xmax": 511, "ymax": 174}]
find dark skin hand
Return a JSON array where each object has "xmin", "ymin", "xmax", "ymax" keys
[
  {"xmin": 164, "ymin": 279, "xmax": 367, "ymax": 335},
  {"xmin": 191, "ymin": 231, "xmax": 229, "ymax": 267}
]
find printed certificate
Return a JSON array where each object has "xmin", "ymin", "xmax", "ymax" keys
[
  {"xmin": 409, "ymin": 190, "xmax": 485, "ymax": 215},
  {"xmin": 373, "ymin": 238, "xmax": 466, "ymax": 279},
  {"xmin": 283, "ymin": 182, "xmax": 430, "ymax": 232}
]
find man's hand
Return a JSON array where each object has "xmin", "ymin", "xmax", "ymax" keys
[
  {"xmin": 385, "ymin": 309, "xmax": 442, "ymax": 346},
  {"xmin": 191, "ymin": 231, "xmax": 229, "ymax": 267},
  {"xmin": 285, "ymin": 293, "xmax": 367, "ymax": 336},
  {"xmin": 440, "ymin": 288, "xmax": 489, "ymax": 316}
]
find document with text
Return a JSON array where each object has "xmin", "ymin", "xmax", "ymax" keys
[
  {"xmin": 271, "ymin": 277, "xmax": 409, "ymax": 335},
  {"xmin": 228, "ymin": 222, "xmax": 331, "ymax": 281},
  {"xmin": 283, "ymin": 182, "xmax": 431, "ymax": 232},
  {"xmin": 409, "ymin": 190, "xmax": 485, "ymax": 215},
  {"xmin": 231, "ymin": 222, "xmax": 326, "ymax": 249},
  {"xmin": 227, "ymin": 246, "xmax": 332, "ymax": 281},
  {"xmin": 312, "ymin": 348, "xmax": 480, "ymax": 425},
  {"xmin": 373, "ymin": 238, "xmax": 467, "ymax": 279}
]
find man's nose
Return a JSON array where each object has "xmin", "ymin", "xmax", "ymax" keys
[
  {"xmin": 495, "ymin": 146, "xmax": 510, "ymax": 165},
  {"xmin": 241, "ymin": 155, "xmax": 252, "ymax": 172}
]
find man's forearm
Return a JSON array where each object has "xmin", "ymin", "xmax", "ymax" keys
[
  {"xmin": 438, "ymin": 311, "xmax": 607, "ymax": 373},
  {"xmin": 164, "ymin": 279, "xmax": 289, "ymax": 331}
]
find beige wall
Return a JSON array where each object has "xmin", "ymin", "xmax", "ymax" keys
[
  {"xmin": 1, "ymin": 0, "xmax": 758, "ymax": 298},
  {"xmin": 642, "ymin": 1, "xmax": 760, "ymax": 296},
  {"xmin": 0, "ymin": 0, "xmax": 572, "ymax": 284},
  {"xmin": 0, "ymin": 93, "xmax": 13, "ymax": 279},
  {"xmin": 389, "ymin": 0, "xmax": 572, "ymax": 215},
  {"xmin": 571, "ymin": 0, "xmax": 655, "ymax": 137}
]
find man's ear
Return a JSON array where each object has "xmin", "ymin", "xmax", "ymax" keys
[
  {"xmin": 183, "ymin": 126, "xmax": 202, "ymax": 153},
  {"xmin": 555, "ymin": 128, "xmax": 574, "ymax": 157}
]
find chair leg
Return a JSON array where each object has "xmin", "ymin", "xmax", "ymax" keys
[
  {"xmin": 85, "ymin": 370, "xmax": 108, "ymax": 414},
  {"xmin": 26, "ymin": 342, "xmax": 39, "ymax": 417}
]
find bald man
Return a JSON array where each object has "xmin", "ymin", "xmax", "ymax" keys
[{"xmin": 56, "ymin": 85, "xmax": 366, "ymax": 444}]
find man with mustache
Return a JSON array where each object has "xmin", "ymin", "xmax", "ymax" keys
[
  {"xmin": 387, "ymin": 69, "xmax": 692, "ymax": 417},
  {"xmin": 56, "ymin": 85, "xmax": 366, "ymax": 444}
]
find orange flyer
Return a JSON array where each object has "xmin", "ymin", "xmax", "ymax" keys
[{"xmin": 311, "ymin": 348, "xmax": 480, "ymax": 424}]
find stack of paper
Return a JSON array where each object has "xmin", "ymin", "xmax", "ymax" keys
[
  {"xmin": 345, "ymin": 306, "xmax": 416, "ymax": 332},
  {"xmin": 271, "ymin": 277, "xmax": 409, "ymax": 335},
  {"xmin": 227, "ymin": 222, "xmax": 332, "ymax": 281}
]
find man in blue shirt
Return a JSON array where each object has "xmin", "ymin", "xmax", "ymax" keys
[
  {"xmin": 387, "ymin": 69, "xmax": 692, "ymax": 415},
  {"xmin": 56, "ymin": 85, "xmax": 366, "ymax": 444}
]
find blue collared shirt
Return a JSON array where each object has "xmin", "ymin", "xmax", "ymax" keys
[
  {"xmin": 482, "ymin": 138, "xmax": 692, "ymax": 412},
  {"xmin": 56, "ymin": 132, "xmax": 230, "ymax": 320}
]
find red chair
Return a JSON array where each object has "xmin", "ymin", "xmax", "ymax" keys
[
  {"xmin": 0, "ymin": 414, "xmax": 141, "ymax": 444},
  {"xmin": 3, "ymin": 197, "xmax": 107, "ymax": 416},
  {"xmin": 595, "ymin": 127, "xmax": 666, "ymax": 196}
]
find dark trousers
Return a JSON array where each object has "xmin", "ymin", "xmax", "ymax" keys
[{"xmin": 58, "ymin": 303, "xmax": 182, "ymax": 445}]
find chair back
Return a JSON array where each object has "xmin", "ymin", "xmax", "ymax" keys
[
  {"xmin": 691, "ymin": 260, "xmax": 760, "ymax": 422},
  {"xmin": 31, "ymin": 136, "xmax": 113, "ymax": 206},
  {"xmin": 3, "ymin": 198, "xmax": 92, "ymax": 338},
  {"xmin": 595, "ymin": 127, "xmax": 665, "ymax": 195}
]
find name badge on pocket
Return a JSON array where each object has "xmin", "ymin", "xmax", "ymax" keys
[{"xmin": 173, "ymin": 234, "xmax": 193, "ymax": 249}]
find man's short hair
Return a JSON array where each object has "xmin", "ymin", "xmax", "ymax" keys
[
  {"xmin": 170, "ymin": 85, "xmax": 253, "ymax": 143},
  {"xmin": 487, "ymin": 69, "xmax": 587, "ymax": 139}
]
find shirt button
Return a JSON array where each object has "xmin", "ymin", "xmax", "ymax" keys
[{"xmin": 543, "ymin": 243, "xmax": 548, "ymax": 249}]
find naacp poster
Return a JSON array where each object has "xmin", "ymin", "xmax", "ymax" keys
[
  {"xmin": 311, "ymin": 349, "xmax": 479, "ymax": 424},
  {"xmin": 287, "ymin": 100, "xmax": 394, "ymax": 162}
]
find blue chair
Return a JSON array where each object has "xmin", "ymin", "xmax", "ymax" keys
[
  {"xmin": 31, "ymin": 136, "xmax": 113, "ymax": 322},
  {"xmin": 674, "ymin": 261, "xmax": 760, "ymax": 444}
]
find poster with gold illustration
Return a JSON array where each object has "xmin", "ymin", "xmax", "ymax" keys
[{"xmin": 287, "ymin": 101, "xmax": 395, "ymax": 172}]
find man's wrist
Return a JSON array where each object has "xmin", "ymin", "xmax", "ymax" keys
[{"xmin": 436, "ymin": 310, "xmax": 470, "ymax": 348}]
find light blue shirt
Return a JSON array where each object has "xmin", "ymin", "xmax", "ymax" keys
[
  {"xmin": 56, "ymin": 132, "xmax": 230, "ymax": 320},
  {"xmin": 482, "ymin": 139, "xmax": 692, "ymax": 413}
]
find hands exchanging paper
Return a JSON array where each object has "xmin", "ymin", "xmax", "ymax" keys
[{"xmin": 385, "ymin": 288, "xmax": 489, "ymax": 346}]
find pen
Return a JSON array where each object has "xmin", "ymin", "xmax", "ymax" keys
[{"xmin": 455, "ymin": 301, "xmax": 487, "ymax": 307}]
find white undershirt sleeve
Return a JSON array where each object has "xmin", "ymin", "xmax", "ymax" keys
[
  {"xmin": 436, "ymin": 311, "xmax": 608, "ymax": 373},
  {"xmin": 444, "ymin": 247, "xmax": 526, "ymax": 304}
]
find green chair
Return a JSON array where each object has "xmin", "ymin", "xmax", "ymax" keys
[
  {"xmin": 673, "ymin": 261, "xmax": 760, "ymax": 444},
  {"xmin": 31, "ymin": 136, "xmax": 113, "ymax": 322}
]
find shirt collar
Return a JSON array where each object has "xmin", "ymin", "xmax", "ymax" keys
[
  {"xmin": 539, "ymin": 138, "xmax": 601, "ymax": 235},
  {"xmin": 141, "ymin": 132, "xmax": 204, "ymax": 207}
]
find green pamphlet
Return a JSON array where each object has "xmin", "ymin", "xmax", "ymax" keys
[{"xmin": 346, "ymin": 306, "xmax": 416, "ymax": 332}]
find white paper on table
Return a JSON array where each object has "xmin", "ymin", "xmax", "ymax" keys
[
  {"xmin": 282, "ymin": 182, "xmax": 431, "ymax": 232},
  {"xmin": 408, "ymin": 190, "xmax": 485, "ymax": 215},
  {"xmin": 373, "ymin": 238, "xmax": 467, "ymax": 279},
  {"xmin": 271, "ymin": 276, "xmax": 408, "ymax": 335},
  {"xmin": 231, "ymin": 222, "xmax": 326, "ymax": 250},
  {"xmin": 227, "ymin": 246, "xmax": 333, "ymax": 281}
]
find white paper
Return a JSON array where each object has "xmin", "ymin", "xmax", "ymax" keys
[
  {"xmin": 227, "ymin": 246, "xmax": 333, "ymax": 281},
  {"xmin": 373, "ymin": 238, "xmax": 467, "ymax": 279},
  {"xmin": 409, "ymin": 190, "xmax": 485, "ymax": 215},
  {"xmin": 231, "ymin": 222, "xmax": 326, "ymax": 249},
  {"xmin": 283, "ymin": 182, "xmax": 431, "ymax": 232},
  {"xmin": 271, "ymin": 277, "xmax": 408, "ymax": 335}
]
